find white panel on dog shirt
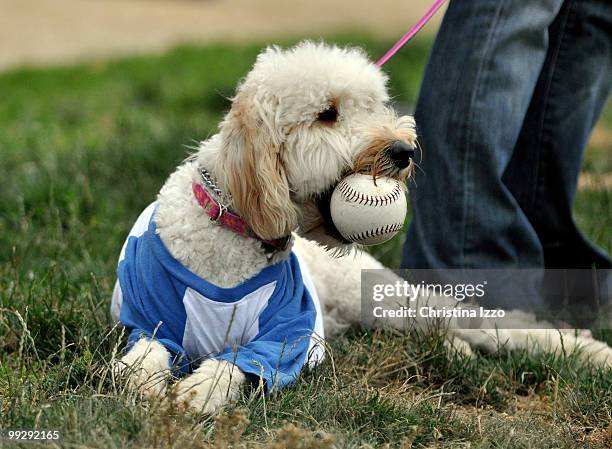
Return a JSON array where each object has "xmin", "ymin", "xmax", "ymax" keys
[
  {"xmin": 293, "ymin": 249, "xmax": 326, "ymax": 367},
  {"xmin": 181, "ymin": 282, "xmax": 276, "ymax": 362},
  {"xmin": 110, "ymin": 280, "xmax": 123, "ymax": 323},
  {"xmin": 118, "ymin": 201, "xmax": 157, "ymax": 263},
  {"xmin": 112, "ymin": 202, "xmax": 158, "ymax": 322}
]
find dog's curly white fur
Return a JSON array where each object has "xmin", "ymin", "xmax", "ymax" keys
[{"xmin": 116, "ymin": 41, "xmax": 612, "ymax": 415}]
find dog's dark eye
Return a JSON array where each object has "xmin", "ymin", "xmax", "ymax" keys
[{"xmin": 317, "ymin": 105, "xmax": 338, "ymax": 123}]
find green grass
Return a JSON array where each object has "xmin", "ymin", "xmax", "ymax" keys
[{"xmin": 0, "ymin": 36, "xmax": 611, "ymax": 448}]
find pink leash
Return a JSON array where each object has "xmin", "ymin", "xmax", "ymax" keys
[{"xmin": 375, "ymin": 0, "xmax": 447, "ymax": 67}]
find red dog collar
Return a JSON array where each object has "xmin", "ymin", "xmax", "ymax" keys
[{"xmin": 192, "ymin": 182, "xmax": 290, "ymax": 252}]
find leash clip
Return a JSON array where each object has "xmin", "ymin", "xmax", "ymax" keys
[{"xmin": 210, "ymin": 203, "xmax": 227, "ymax": 223}]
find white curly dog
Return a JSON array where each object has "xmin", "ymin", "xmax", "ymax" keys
[{"xmin": 112, "ymin": 41, "xmax": 612, "ymax": 414}]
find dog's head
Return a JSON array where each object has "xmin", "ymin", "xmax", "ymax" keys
[{"xmin": 213, "ymin": 41, "xmax": 417, "ymax": 251}]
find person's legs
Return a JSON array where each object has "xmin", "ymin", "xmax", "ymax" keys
[
  {"xmin": 503, "ymin": 0, "xmax": 612, "ymax": 269},
  {"xmin": 402, "ymin": 0, "xmax": 564, "ymax": 269}
]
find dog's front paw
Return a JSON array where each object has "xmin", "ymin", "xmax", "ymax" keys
[
  {"xmin": 115, "ymin": 362, "xmax": 168, "ymax": 399},
  {"xmin": 172, "ymin": 359, "xmax": 246, "ymax": 414},
  {"xmin": 114, "ymin": 338, "xmax": 171, "ymax": 399}
]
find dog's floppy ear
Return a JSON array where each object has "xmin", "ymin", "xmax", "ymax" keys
[{"xmin": 217, "ymin": 95, "xmax": 297, "ymax": 241}]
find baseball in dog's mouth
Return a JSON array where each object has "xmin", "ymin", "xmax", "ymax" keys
[{"xmin": 314, "ymin": 187, "xmax": 351, "ymax": 244}]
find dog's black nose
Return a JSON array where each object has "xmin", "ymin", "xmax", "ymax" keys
[{"xmin": 388, "ymin": 141, "xmax": 415, "ymax": 169}]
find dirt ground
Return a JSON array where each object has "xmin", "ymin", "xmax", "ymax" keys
[{"xmin": 0, "ymin": 0, "xmax": 444, "ymax": 70}]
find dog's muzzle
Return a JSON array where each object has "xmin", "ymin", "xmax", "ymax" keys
[{"xmin": 387, "ymin": 140, "xmax": 415, "ymax": 169}]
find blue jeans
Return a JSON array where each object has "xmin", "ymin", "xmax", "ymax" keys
[{"xmin": 402, "ymin": 0, "xmax": 612, "ymax": 270}]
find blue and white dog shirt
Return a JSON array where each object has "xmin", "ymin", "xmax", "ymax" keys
[{"xmin": 111, "ymin": 203, "xmax": 325, "ymax": 390}]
